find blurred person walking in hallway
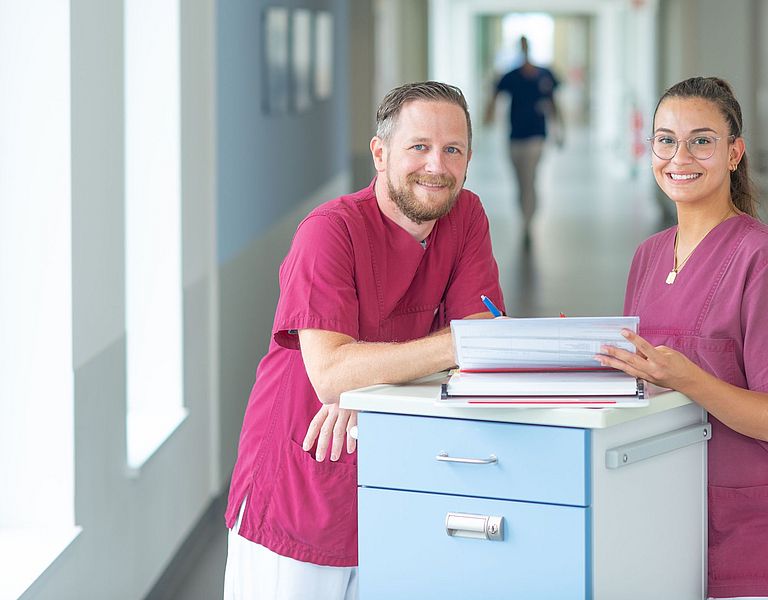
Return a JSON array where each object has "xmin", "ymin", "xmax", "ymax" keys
[{"xmin": 484, "ymin": 35, "xmax": 562, "ymax": 249}]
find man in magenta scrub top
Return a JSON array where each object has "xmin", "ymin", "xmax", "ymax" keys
[
  {"xmin": 223, "ymin": 81, "xmax": 504, "ymax": 599},
  {"xmin": 597, "ymin": 77, "xmax": 768, "ymax": 599}
]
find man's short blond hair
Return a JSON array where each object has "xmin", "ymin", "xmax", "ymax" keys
[{"xmin": 375, "ymin": 81, "xmax": 472, "ymax": 149}]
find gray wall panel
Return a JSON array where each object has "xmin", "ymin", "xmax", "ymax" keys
[{"xmin": 216, "ymin": 0, "xmax": 350, "ymax": 263}]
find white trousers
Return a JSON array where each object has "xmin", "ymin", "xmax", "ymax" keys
[{"xmin": 223, "ymin": 501, "xmax": 359, "ymax": 600}]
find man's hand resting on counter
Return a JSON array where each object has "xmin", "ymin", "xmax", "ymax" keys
[{"xmin": 303, "ymin": 403, "xmax": 358, "ymax": 462}]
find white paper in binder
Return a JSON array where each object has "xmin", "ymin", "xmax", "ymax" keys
[{"xmin": 440, "ymin": 316, "xmax": 647, "ymax": 408}]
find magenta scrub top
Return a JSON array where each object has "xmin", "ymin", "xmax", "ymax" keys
[
  {"xmin": 624, "ymin": 214, "xmax": 768, "ymax": 598},
  {"xmin": 225, "ymin": 180, "xmax": 504, "ymax": 567}
]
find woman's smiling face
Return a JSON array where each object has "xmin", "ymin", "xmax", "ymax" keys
[{"xmin": 651, "ymin": 96, "xmax": 739, "ymax": 209}]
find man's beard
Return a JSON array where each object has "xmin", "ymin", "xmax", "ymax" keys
[{"xmin": 387, "ymin": 172, "xmax": 462, "ymax": 225}]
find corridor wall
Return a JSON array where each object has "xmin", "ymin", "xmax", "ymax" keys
[{"xmin": 215, "ymin": 0, "xmax": 352, "ymax": 488}]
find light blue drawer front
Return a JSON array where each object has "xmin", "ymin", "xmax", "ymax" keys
[
  {"xmin": 359, "ymin": 487, "xmax": 590, "ymax": 600},
  {"xmin": 358, "ymin": 412, "xmax": 590, "ymax": 506}
]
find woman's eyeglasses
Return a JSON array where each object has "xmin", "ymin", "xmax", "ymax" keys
[{"xmin": 647, "ymin": 134, "xmax": 735, "ymax": 160}]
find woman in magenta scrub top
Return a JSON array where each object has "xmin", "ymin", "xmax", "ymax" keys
[{"xmin": 597, "ymin": 77, "xmax": 768, "ymax": 599}]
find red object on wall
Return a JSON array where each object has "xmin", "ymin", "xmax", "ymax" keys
[{"xmin": 632, "ymin": 107, "xmax": 645, "ymax": 160}]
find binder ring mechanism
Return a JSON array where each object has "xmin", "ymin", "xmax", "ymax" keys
[
  {"xmin": 446, "ymin": 512, "xmax": 504, "ymax": 541},
  {"xmin": 436, "ymin": 451, "xmax": 498, "ymax": 465}
]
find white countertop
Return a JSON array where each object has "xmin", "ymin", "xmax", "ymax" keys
[{"xmin": 340, "ymin": 372, "xmax": 692, "ymax": 429}]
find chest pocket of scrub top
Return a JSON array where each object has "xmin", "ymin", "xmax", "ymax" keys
[
  {"xmin": 668, "ymin": 335, "xmax": 745, "ymax": 388},
  {"xmin": 382, "ymin": 303, "xmax": 441, "ymax": 342}
]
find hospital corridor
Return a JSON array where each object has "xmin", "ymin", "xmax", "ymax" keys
[{"xmin": 3, "ymin": 0, "xmax": 768, "ymax": 599}]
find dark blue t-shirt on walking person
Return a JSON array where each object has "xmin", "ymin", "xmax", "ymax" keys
[{"xmin": 496, "ymin": 66, "xmax": 559, "ymax": 140}]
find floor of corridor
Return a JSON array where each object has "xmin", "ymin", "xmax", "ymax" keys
[
  {"xmin": 470, "ymin": 124, "xmax": 666, "ymax": 317},
  {"xmin": 153, "ymin": 124, "xmax": 669, "ymax": 600}
]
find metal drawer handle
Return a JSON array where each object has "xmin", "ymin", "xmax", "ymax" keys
[
  {"xmin": 446, "ymin": 512, "xmax": 504, "ymax": 541},
  {"xmin": 436, "ymin": 451, "xmax": 498, "ymax": 465}
]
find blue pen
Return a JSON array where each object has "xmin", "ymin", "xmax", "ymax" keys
[{"xmin": 480, "ymin": 294, "xmax": 502, "ymax": 317}]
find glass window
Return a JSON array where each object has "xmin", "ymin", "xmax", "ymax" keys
[
  {"xmin": 0, "ymin": 1, "xmax": 79, "ymax": 596},
  {"xmin": 124, "ymin": 0, "xmax": 186, "ymax": 471}
]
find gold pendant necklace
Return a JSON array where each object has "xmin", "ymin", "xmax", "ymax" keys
[{"xmin": 666, "ymin": 210, "xmax": 733, "ymax": 285}]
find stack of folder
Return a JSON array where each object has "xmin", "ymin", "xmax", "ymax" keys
[{"xmin": 440, "ymin": 316, "xmax": 647, "ymax": 408}]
